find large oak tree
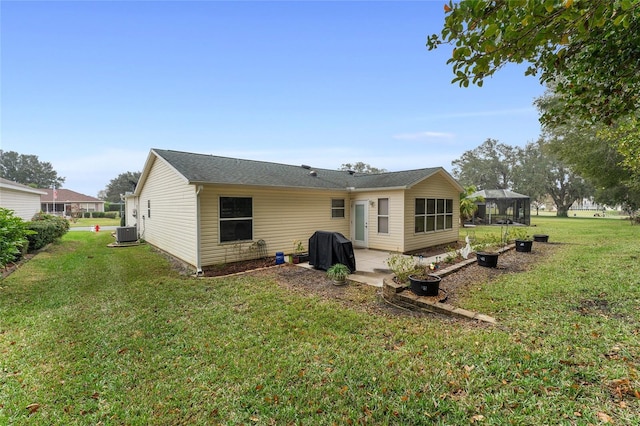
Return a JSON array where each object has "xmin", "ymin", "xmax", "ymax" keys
[
  {"xmin": 0, "ymin": 150, "xmax": 65, "ymax": 188},
  {"xmin": 536, "ymin": 89, "xmax": 640, "ymax": 211},
  {"xmin": 102, "ymin": 171, "xmax": 141, "ymax": 203},
  {"xmin": 451, "ymin": 138, "xmax": 518, "ymax": 190}
]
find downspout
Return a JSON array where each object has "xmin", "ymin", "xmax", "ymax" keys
[{"xmin": 195, "ymin": 185, "xmax": 204, "ymax": 276}]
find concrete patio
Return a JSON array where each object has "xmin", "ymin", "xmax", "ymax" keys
[{"xmin": 299, "ymin": 248, "xmax": 444, "ymax": 288}]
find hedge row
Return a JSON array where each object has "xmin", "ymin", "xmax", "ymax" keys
[
  {"xmin": 26, "ymin": 213, "xmax": 70, "ymax": 252},
  {"xmin": 106, "ymin": 203, "xmax": 123, "ymax": 212},
  {"xmin": 81, "ymin": 211, "xmax": 118, "ymax": 219}
]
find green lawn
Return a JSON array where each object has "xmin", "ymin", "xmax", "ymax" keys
[
  {"xmin": 1, "ymin": 218, "xmax": 639, "ymax": 424},
  {"xmin": 69, "ymin": 217, "xmax": 121, "ymax": 228}
]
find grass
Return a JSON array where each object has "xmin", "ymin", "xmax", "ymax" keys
[
  {"xmin": 69, "ymin": 217, "xmax": 121, "ymax": 228},
  {"xmin": 535, "ymin": 209, "xmax": 628, "ymax": 219},
  {"xmin": 1, "ymin": 218, "xmax": 639, "ymax": 424}
]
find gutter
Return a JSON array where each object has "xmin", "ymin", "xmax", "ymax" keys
[
  {"xmin": 195, "ymin": 185, "xmax": 204, "ymax": 276},
  {"xmin": 346, "ymin": 185, "xmax": 408, "ymax": 192}
]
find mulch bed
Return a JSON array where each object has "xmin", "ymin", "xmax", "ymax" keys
[
  {"xmin": 203, "ymin": 257, "xmax": 278, "ymax": 277},
  {"xmin": 435, "ymin": 243, "xmax": 557, "ymax": 306},
  {"xmin": 214, "ymin": 242, "xmax": 559, "ymax": 319},
  {"xmin": 202, "ymin": 241, "xmax": 468, "ymax": 278}
]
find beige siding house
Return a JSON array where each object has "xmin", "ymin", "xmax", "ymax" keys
[
  {"xmin": 128, "ymin": 149, "xmax": 464, "ymax": 273},
  {"xmin": 0, "ymin": 178, "xmax": 46, "ymax": 221}
]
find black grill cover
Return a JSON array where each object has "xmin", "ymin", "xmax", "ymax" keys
[{"xmin": 308, "ymin": 231, "xmax": 356, "ymax": 272}]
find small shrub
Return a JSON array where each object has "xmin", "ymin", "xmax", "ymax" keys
[
  {"xmin": 509, "ymin": 228, "xmax": 530, "ymax": 242},
  {"xmin": 26, "ymin": 213, "xmax": 70, "ymax": 252},
  {"xmin": 326, "ymin": 263, "xmax": 351, "ymax": 282},
  {"xmin": 0, "ymin": 208, "xmax": 34, "ymax": 268},
  {"xmin": 385, "ymin": 252, "xmax": 418, "ymax": 283},
  {"xmin": 443, "ymin": 247, "xmax": 461, "ymax": 264},
  {"xmin": 472, "ymin": 233, "xmax": 503, "ymax": 252},
  {"xmin": 293, "ymin": 240, "xmax": 306, "ymax": 254}
]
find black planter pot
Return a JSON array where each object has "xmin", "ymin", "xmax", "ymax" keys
[
  {"xmin": 515, "ymin": 239, "xmax": 533, "ymax": 252},
  {"xmin": 533, "ymin": 234, "xmax": 549, "ymax": 242},
  {"xmin": 476, "ymin": 252, "xmax": 499, "ymax": 268},
  {"xmin": 408, "ymin": 274, "xmax": 441, "ymax": 296}
]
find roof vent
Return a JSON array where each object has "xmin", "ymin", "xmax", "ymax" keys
[
  {"xmin": 301, "ymin": 164, "xmax": 311, "ymax": 170},
  {"xmin": 309, "ymin": 170, "xmax": 317, "ymax": 177}
]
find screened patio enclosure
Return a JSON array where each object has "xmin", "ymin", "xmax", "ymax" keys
[{"xmin": 469, "ymin": 189, "xmax": 530, "ymax": 226}]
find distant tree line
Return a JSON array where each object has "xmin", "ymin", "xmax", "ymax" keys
[{"xmin": 452, "ymin": 138, "xmax": 592, "ymax": 218}]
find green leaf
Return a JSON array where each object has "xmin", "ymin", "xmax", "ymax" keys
[
  {"xmin": 613, "ymin": 14, "xmax": 625, "ymax": 26},
  {"xmin": 485, "ymin": 24, "xmax": 499, "ymax": 38}
]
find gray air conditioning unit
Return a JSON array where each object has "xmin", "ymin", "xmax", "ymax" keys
[{"xmin": 116, "ymin": 226, "xmax": 137, "ymax": 243}]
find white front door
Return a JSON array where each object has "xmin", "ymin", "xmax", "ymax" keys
[{"xmin": 353, "ymin": 200, "xmax": 368, "ymax": 248}]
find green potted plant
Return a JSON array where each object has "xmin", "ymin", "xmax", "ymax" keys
[
  {"xmin": 326, "ymin": 263, "xmax": 350, "ymax": 285},
  {"xmin": 292, "ymin": 239, "xmax": 309, "ymax": 263},
  {"xmin": 510, "ymin": 228, "xmax": 533, "ymax": 253},
  {"xmin": 408, "ymin": 264, "xmax": 441, "ymax": 296},
  {"xmin": 472, "ymin": 232, "xmax": 503, "ymax": 268}
]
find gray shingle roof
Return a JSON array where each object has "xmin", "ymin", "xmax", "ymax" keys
[
  {"xmin": 470, "ymin": 189, "xmax": 529, "ymax": 199},
  {"xmin": 152, "ymin": 149, "xmax": 453, "ymax": 191},
  {"xmin": 0, "ymin": 178, "xmax": 47, "ymax": 195}
]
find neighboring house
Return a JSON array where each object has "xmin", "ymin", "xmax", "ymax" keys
[
  {"xmin": 126, "ymin": 149, "xmax": 464, "ymax": 273},
  {"xmin": 0, "ymin": 177, "xmax": 46, "ymax": 221},
  {"xmin": 39, "ymin": 188, "xmax": 105, "ymax": 217},
  {"xmin": 570, "ymin": 197, "xmax": 610, "ymax": 212}
]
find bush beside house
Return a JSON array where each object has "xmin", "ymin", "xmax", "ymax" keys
[
  {"xmin": 81, "ymin": 211, "xmax": 118, "ymax": 219},
  {"xmin": 25, "ymin": 213, "xmax": 70, "ymax": 252},
  {"xmin": 0, "ymin": 208, "xmax": 34, "ymax": 268}
]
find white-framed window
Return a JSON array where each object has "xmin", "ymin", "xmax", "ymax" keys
[
  {"xmin": 219, "ymin": 197, "xmax": 253, "ymax": 243},
  {"xmin": 415, "ymin": 198, "xmax": 453, "ymax": 233},
  {"xmin": 377, "ymin": 198, "xmax": 389, "ymax": 234},
  {"xmin": 331, "ymin": 199, "xmax": 345, "ymax": 218},
  {"xmin": 147, "ymin": 200, "xmax": 151, "ymax": 218}
]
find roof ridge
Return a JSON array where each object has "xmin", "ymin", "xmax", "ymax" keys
[
  {"xmin": 150, "ymin": 149, "xmax": 460, "ymax": 191},
  {"xmin": 153, "ymin": 148, "xmax": 351, "ymax": 175}
]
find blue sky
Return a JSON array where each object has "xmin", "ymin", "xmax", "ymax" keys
[{"xmin": 1, "ymin": 1, "xmax": 545, "ymax": 197}]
